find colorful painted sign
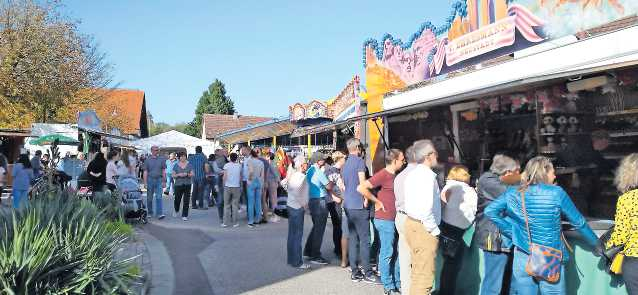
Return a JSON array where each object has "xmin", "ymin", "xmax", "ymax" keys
[
  {"xmin": 288, "ymin": 100, "xmax": 329, "ymax": 122},
  {"xmin": 77, "ymin": 110, "xmax": 102, "ymax": 133}
]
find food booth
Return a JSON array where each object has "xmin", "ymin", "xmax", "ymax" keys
[{"xmin": 356, "ymin": 1, "xmax": 638, "ymax": 293}]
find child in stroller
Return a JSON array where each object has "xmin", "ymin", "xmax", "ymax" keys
[{"xmin": 117, "ymin": 175, "xmax": 148, "ymax": 224}]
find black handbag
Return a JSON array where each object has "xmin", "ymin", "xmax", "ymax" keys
[{"xmin": 599, "ymin": 226, "xmax": 624, "ymax": 274}]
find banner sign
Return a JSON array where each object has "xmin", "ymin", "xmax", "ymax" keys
[
  {"xmin": 77, "ymin": 110, "xmax": 102, "ymax": 133},
  {"xmin": 446, "ymin": 16, "xmax": 516, "ymax": 66}
]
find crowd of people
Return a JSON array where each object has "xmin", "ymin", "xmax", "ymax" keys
[
  {"xmin": 2, "ymin": 136, "xmax": 637, "ymax": 295},
  {"xmin": 280, "ymin": 137, "xmax": 638, "ymax": 295}
]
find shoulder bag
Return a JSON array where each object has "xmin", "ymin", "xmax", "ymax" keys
[
  {"xmin": 521, "ymin": 190, "xmax": 563, "ymax": 283},
  {"xmin": 599, "ymin": 226, "xmax": 624, "ymax": 274}
]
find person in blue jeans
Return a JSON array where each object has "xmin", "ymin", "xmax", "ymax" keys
[
  {"xmin": 143, "ymin": 146, "xmax": 167, "ymax": 219},
  {"xmin": 284, "ymin": 155, "xmax": 311, "ymax": 269},
  {"xmin": 246, "ymin": 149, "xmax": 264, "ymax": 227},
  {"xmin": 485, "ymin": 156, "xmax": 600, "ymax": 294},
  {"xmin": 303, "ymin": 152, "xmax": 333, "ymax": 265},
  {"xmin": 358, "ymin": 149, "xmax": 404, "ymax": 294},
  {"xmin": 473, "ymin": 154, "xmax": 520, "ymax": 295},
  {"xmin": 11, "ymin": 154, "xmax": 34, "ymax": 209}
]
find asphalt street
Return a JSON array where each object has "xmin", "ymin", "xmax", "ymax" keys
[{"xmin": 142, "ymin": 197, "xmax": 383, "ymax": 295}]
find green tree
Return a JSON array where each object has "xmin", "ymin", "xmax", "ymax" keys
[
  {"xmin": 186, "ymin": 79, "xmax": 235, "ymax": 137},
  {"xmin": 0, "ymin": 0, "xmax": 112, "ymax": 126}
]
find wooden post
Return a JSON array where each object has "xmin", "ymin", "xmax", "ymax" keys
[{"xmin": 273, "ymin": 136, "xmax": 277, "ymax": 148}]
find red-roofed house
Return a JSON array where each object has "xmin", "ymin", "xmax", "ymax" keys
[{"xmin": 202, "ymin": 114, "xmax": 271, "ymax": 142}]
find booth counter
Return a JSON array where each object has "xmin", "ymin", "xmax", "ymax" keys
[{"xmin": 435, "ymin": 223, "xmax": 626, "ymax": 295}]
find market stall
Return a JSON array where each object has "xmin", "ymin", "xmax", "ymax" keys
[{"xmin": 132, "ymin": 130, "xmax": 218, "ymax": 155}]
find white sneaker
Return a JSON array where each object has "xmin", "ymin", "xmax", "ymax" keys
[
  {"xmin": 182, "ymin": 217, "xmax": 188, "ymax": 221},
  {"xmin": 221, "ymin": 223, "xmax": 228, "ymax": 228}
]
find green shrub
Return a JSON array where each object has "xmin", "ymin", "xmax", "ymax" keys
[{"xmin": 0, "ymin": 196, "xmax": 139, "ymax": 294}]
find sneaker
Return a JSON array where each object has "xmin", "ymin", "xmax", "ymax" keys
[
  {"xmin": 233, "ymin": 223, "xmax": 240, "ymax": 228},
  {"xmin": 309, "ymin": 257, "xmax": 329, "ymax": 265},
  {"xmin": 383, "ymin": 289, "xmax": 393, "ymax": 295},
  {"xmin": 247, "ymin": 223, "xmax": 255, "ymax": 228},
  {"xmin": 296, "ymin": 263, "xmax": 311, "ymax": 270},
  {"xmin": 158, "ymin": 215, "xmax": 166, "ymax": 220},
  {"xmin": 182, "ymin": 217, "xmax": 188, "ymax": 221},
  {"xmin": 350, "ymin": 269, "xmax": 364, "ymax": 282},
  {"xmin": 221, "ymin": 223, "xmax": 228, "ymax": 228},
  {"xmin": 363, "ymin": 274, "xmax": 382, "ymax": 285}
]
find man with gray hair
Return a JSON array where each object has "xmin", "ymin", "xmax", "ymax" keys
[
  {"xmin": 474, "ymin": 154, "xmax": 520, "ymax": 295},
  {"xmin": 403, "ymin": 139, "xmax": 440, "ymax": 294},
  {"xmin": 393, "ymin": 144, "xmax": 416, "ymax": 294},
  {"xmin": 143, "ymin": 146, "xmax": 167, "ymax": 219}
]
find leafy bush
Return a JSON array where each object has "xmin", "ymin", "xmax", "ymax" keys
[{"xmin": 0, "ymin": 196, "xmax": 139, "ymax": 294}]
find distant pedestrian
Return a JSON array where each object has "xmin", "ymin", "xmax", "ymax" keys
[
  {"xmin": 438, "ymin": 165, "xmax": 478, "ymax": 295},
  {"xmin": 11, "ymin": 154, "xmax": 33, "ymax": 209},
  {"xmin": 172, "ymin": 152, "xmax": 193, "ymax": 221},
  {"xmin": 246, "ymin": 149, "xmax": 265, "ymax": 227},
  {"xmin": 265, "ymin": 151, "xmax": 281, "ymax": 223},
  {"xmin": 325, "ymin": 151, "xmax": 346, "ymax": 264},
  {"xmin": 87, "ymin": 152, "xmax": 108, "ymax": 191},
  {"xmin": 165, "ymin": 152, "xmax": 177, "ymax": 195},
  {"xmin": 105, "ymin": 150, "xmax": 120, "ymax": 191},
  {"xmin": 215, "ymin": 149, "xmax": 228, "ymax": 212},
  {"xmin": 358, "ymin": 149, "xmax": 404, "ymax": 294},
  {"xmin": 189, "ymin": 146, "xmax": 209, "ymax": 209},
  {"xmin": 240, "ymin": 147, "xmax": 251, "ymax": 210},
  {"xmin": 143, "ymin": 146, "xmax": 167, "ymax": 219},
  {"xmin": 222, "ymin": 153, "xmax": 242, "ymax": 227},
  {"xmin": 207, "ymin": 153, "xmax": 223, "ymax": 222},
  {"xmin": 404, "ymin": 139, "xmax": 440, "ymax": 294},
  {"xmin": 0, "ymin": 152, "xmax": 7, "ymax": 205},
  {"xmin": 31, "ymin": 150, "xmax": 42, "ymax": 177},
  {"xmin": 255, "ymin": 148, "xmax": 271, "ymax": 223},
  {"xmin": 283, "ymin": 155, "xmax": 311, "ymax": 270},
  {"xmin": 342, "ymin": 138, "xmax": 380, "ymax": 284}
]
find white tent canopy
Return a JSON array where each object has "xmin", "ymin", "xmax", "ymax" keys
[{"xmin": 133, "ymin": 130, "xmax": 218, "ymax": 155}]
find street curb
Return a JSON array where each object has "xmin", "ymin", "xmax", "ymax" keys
[{"xmin": 139, "ymin": 228, "xmax": 175, "ymax": 295}]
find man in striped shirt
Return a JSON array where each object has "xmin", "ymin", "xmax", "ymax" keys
[{"xmin": 189, "ymin": 146, "xmax": 209, "ymax": 209}]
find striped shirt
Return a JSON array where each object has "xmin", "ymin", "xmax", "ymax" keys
[{"xmin": 188, "ymin": 153, "xmax": 207, "ymax": 181}]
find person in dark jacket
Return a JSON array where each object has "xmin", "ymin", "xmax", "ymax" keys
[
  {"xmin": 87, "ymin": 152, "xmax": 107, "ymax": 191},
  {"xmin": 485, "ymin": 156, "xmax": 598, "ymax": 294},
  {"xmin": 474, "ymin": 154, "xmax": 520, "ymax": 295}
]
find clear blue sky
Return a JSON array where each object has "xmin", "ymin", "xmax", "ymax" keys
[{"xmin": 65, "ymin": 1, "xmax": 452, "ymax": 124}]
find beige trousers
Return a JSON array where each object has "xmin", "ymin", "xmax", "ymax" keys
[{"xmin": 405, "ymin": 217, "xmax": 438, "ymax": 295}]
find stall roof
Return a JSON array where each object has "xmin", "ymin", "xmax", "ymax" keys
[
  {"xmin": 383, "ymin": 24, "xmax": 638, "ymax": 112},
  {"xmin": 133, "ymin": 130, "xmax": 218, "ymax": 155},
  {"xmin": 0, "ymin": 129, "xmax": 32, "ymax": 137},
  {"xmin": 217, "ymin": 117, "xmax": 295, "ymax": 144}
]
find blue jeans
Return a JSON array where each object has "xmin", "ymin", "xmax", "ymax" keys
[
  {"xmin": 246, "ymin": 179, "xmax": 262, "ymax": 224},
  {"xmin": 146, "ymin": 178, "xmax": 163, "ymax": 217},
  {"xmin": 304, "ymin": 198, "xmax": 328, "ymax": 259},
  {"xmin": 346, "ymin": 208, "xmax": 372, "ymax": 275},
  {"xmin": 481, "ymin": 250, "xmax": 512, "ymax": 295},
  {"xmin": 191, "ymin": 178, "xmax": 206, "ymax": 208},
  {"xmin": 166, "ymin": 175, "xmax": 173, "ymax": 193},
  {"xmin": 287, "ymin": 206, "xmax": 305, "ymax": 267},
  {"xmin": 12, "ymin": 189, "xmax": 28, "ymax": 209},
  {"xmin": 374, "ymin": 218, "xmax": 400, "ymax": 290},
  {"xmin": 512, "ymin": 248, "xmax": 565, "ymax": 295}
]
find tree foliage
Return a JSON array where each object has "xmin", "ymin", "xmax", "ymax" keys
[
  {"xmin": 0, "ymin": 0, "xmax": 112, "ymax": 127},
  {"xmin": 186, "ymin": 79, "xmax": 235, "ymax": 137}
]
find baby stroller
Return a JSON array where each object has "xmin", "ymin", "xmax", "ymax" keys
[{"xmin": 117, "ymin": 175, "xmax": 148, "ymax": 224}]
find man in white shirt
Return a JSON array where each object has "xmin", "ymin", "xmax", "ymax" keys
[
  {"xmin": 403, "ymin": 139, "xmax": 441, "ymax": 294},
  {"xmin": 393, "ymin": 144, "xmax": 416, "ymax": 294}
]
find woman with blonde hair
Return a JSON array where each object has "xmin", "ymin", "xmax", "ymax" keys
[
  {"xmin": 485, "ymin": 156, "xmax": 598, "ymax": 294},
  {"xmin": 607, "ymin": 153, "xmax": 638, "ymax": 294},
  {"xmin": 438, "ymin": 165, "xmax": 478, "ymax": 295},
  {"xmin": 325, "ymin": 150, "xmax": 348, "ymax": 266}
]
